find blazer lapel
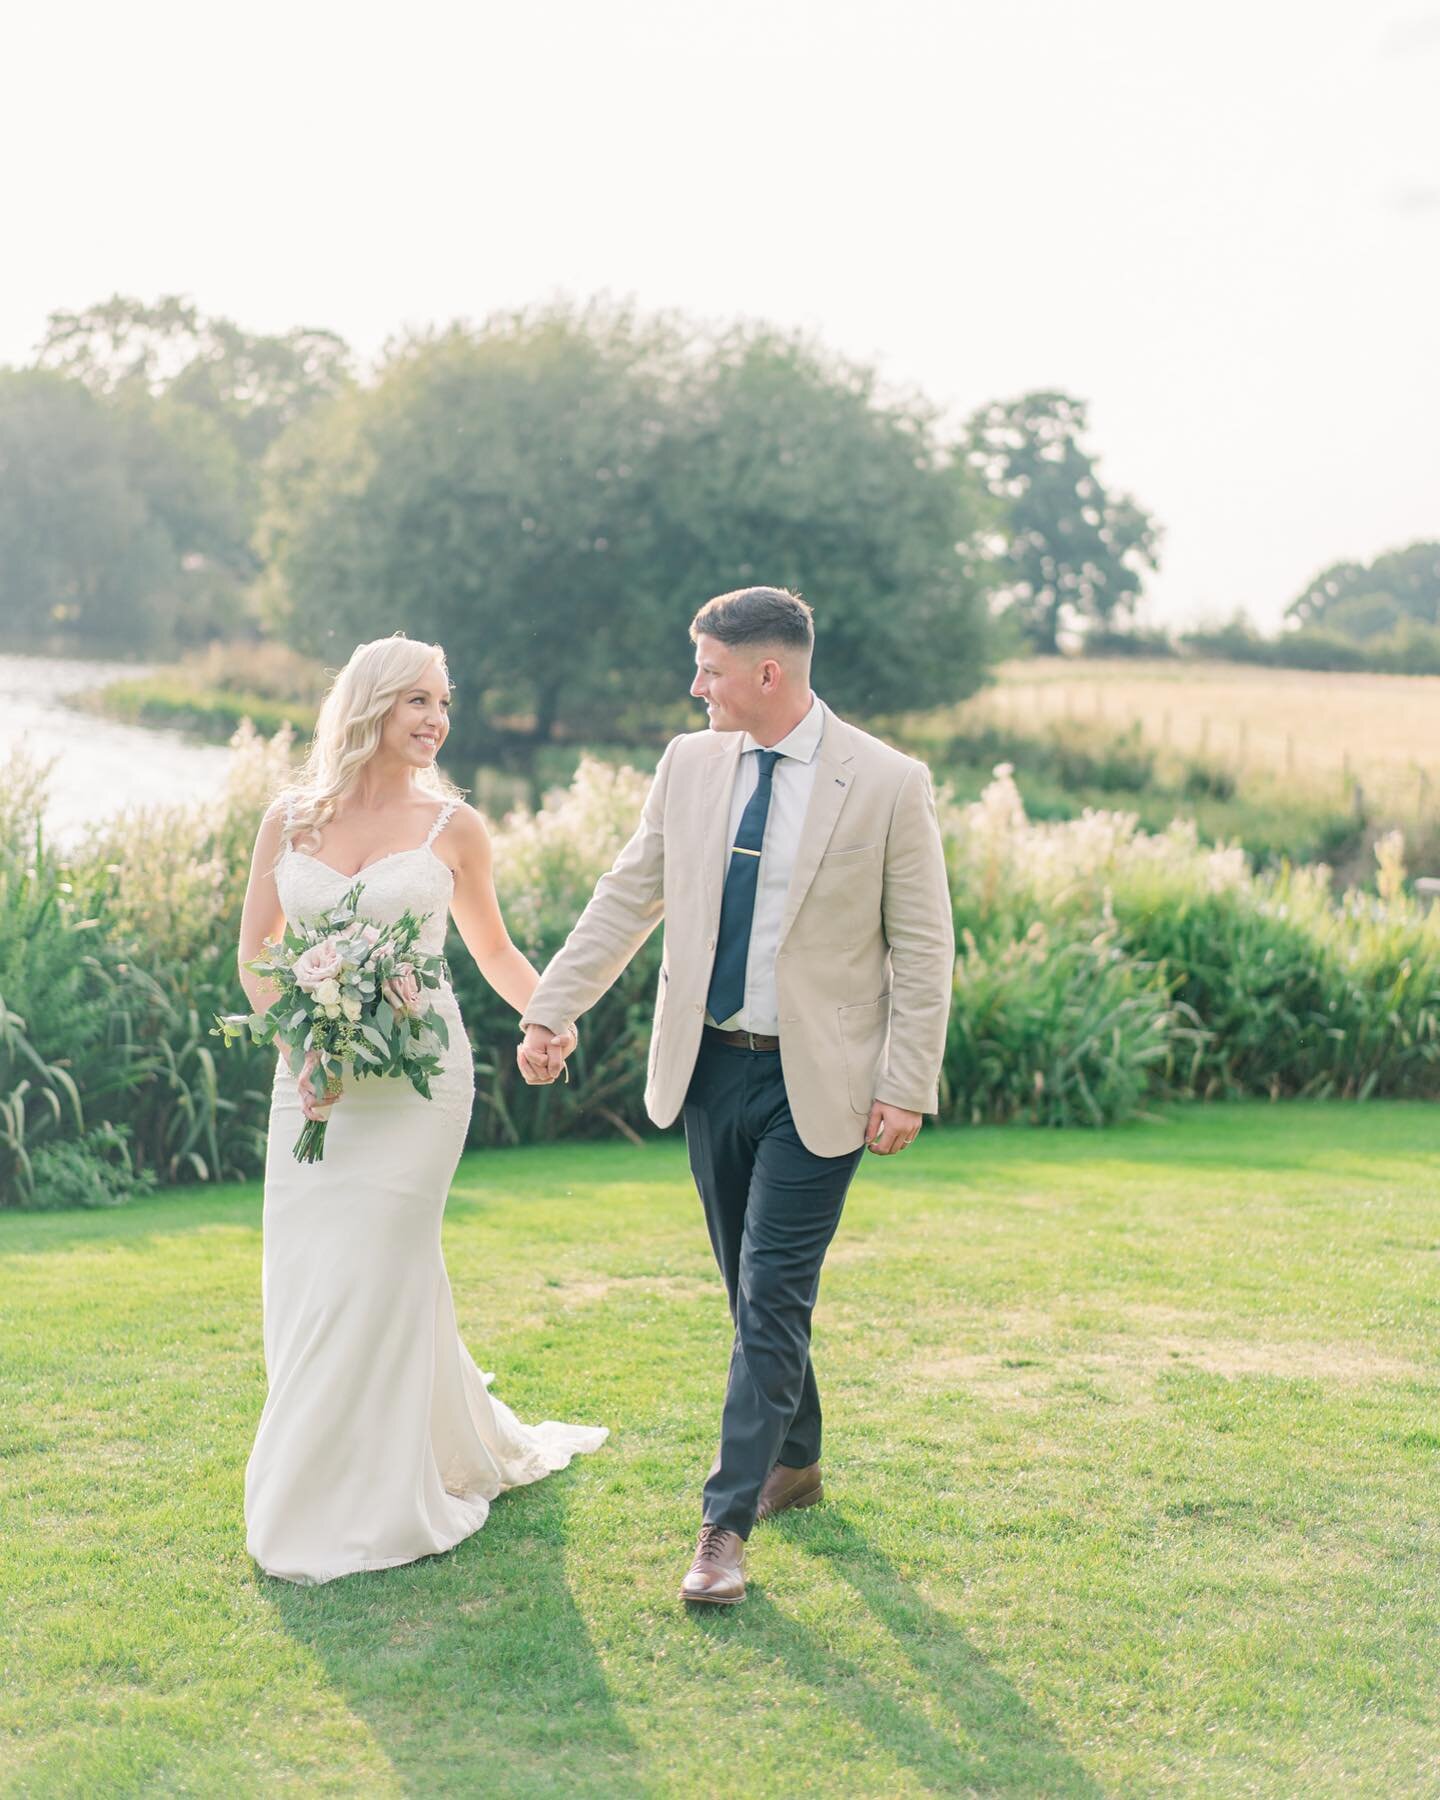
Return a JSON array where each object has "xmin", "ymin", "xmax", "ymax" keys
[
  {"xmin": 698, "ymin": 731, "xmax": 746, "ymax": 932},
  {"xmin": 778, "ymin": 707, "xmax": 857, "ymax": 946}
]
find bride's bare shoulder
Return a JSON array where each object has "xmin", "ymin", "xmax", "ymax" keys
[
  {"xmin": 254, "ymin": 795, "xmax": 289, "ymax": 842},
  {"xmin": 257, "ymin": 787, "xmax": 304, "ymax": 835},
  {"xmin": 434, "ymin": 800, "xmax": 490, "ymax": 867}
]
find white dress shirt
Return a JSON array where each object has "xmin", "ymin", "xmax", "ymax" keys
[{"xmin": 707, "ymin": 693, "xmax": 824, "ymax": 1035}]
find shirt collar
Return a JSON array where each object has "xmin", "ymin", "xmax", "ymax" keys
[{"xmin": 742, "ymin": 693, "xmax": 823, "ymax": 765}]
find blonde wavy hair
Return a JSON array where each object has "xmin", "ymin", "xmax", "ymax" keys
[{"xmin": 279, "ymin": 634, "xmax": 465, "ymax": 856}]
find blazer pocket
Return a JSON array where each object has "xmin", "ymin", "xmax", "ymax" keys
[
  {"xmin": 795, "ymin": 844, "xmax": 881, "ymax": 942},
  {"xmin": 837, "ymin": 990, "xmax": 892, "ymax": 1116},
  {"xmin": 817, "ymin": 842, "xmax": 878, "ymax": 868}
]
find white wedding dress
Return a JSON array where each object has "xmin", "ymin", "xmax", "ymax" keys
[{"xmin": 245, "ymin": 796, "xmax": 607, "ymax": 1585}]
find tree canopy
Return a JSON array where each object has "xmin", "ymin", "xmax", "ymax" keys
[
  {"xmin": 965, "ymin": 390, "xmax": 1160, "ymax": 655},
  {"xmin": 1287, "ymin": 540, "xmax": 1440, "ymax": 638},
  {"xmin": 0, "ymin": 370, "xmax": 252, "ymax": 647},
  {"xmin": 260, "ymin": 306, "xmax": 993, "ymax": 774},
  {"xmin": 0, "ymin": 297, "xmax": 355, "ymax": 650},
  {"xmin": 37, "ymin": 294, "xmax": 353, "ymax": 464}
]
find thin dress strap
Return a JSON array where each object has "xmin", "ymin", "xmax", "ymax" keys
[
  {"xmin": 425, "ymin": 796, "xmax": 463, "ymax": 846},
  {"xmin": 279, "ymin": 793, "xmax": 298, "ymax": 850}
]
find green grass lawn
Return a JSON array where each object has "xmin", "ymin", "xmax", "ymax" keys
[{"xmin": 3, "ymin": 1104, "xmax": 1438, "ymax": 1797}]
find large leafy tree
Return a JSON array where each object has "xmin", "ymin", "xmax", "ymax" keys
[
  {"xmin": 261, "ymin": 307, "xmax": 993, "ymax": 777},
  {"xmin": 14, "ymin": 295, "xmax": 355, "ymax": 649},
  {"xmin": 260, "ymin": 306, "xmax": 680, "ymax": 769},
  {"xmin": 965, "ymin": 390, "xmax": 1160, "ymax": 654},
  {"xmin": 655, "ymin": 329, "xmax": 992, "ymax": 716},
  {"xmin": 0, "ymin": 370, "xmax": 249, "ymax": 648},
  {"xmin": 1287, "ymin": 540, "xmax": 1440, "ymax": 637},
  {"xmin": 36, "ymin": 294, "xmax": 353, "ymax": 465}
]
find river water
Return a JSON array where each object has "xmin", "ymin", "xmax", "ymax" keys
[{"xmin": 0, "ymin": 653, "xmax": 233, "ymax": 843}]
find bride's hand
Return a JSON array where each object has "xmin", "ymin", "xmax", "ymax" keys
[
  {"xmin": 517, "ymin": 1023, "xmax": 577, "ymax": 1085},
  {"xmin": 298, "ymin": 1053, "xmax": 341, "ymax": 1122}
]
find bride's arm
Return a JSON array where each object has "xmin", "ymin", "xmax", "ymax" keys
[
  {"xmin": 237, "ymin": 805, "xmax": 288, "ymax": 1015},
  {"xmin": 444, "ymin": 806, "xmax": 562, "ymax": 1029}
]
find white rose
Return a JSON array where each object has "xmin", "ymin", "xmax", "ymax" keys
[
  {"xmin": 323, "ymin": 1004, "xmax": 341, "ymax": 1019},
  {"xmin": 314, "ymin": 978, "xmax": 341, "ymax": 1007},
  {"xmin": 341, "ymin": 994, "xmax": 362, "ymax": 1022}
]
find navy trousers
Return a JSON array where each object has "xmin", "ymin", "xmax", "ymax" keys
[{"xmin": 682, "ymin": 1034, "xmax": 864, "ymax": 1538}]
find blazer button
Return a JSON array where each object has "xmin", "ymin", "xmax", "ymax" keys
[
  {"xmin": 707, "ymin": 937, "xmax": 716, "ymax": 951},
  {"xmin": 692, "ymin": 1003, "xmax": 703, "ymax": 1014}
]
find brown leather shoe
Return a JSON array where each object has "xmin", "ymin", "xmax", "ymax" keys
[
  {"xmin": 679, "ymin": 1525, "xmax": 746, "ymax": 1605},
  {"xmin": 755, "ymin": 1461, "xmax": 823, "ymax": 1522}
]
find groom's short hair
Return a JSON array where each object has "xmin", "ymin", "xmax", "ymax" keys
[{"xmin": 690, "ymin": 586, "xmax": 815, "ymax": 656}]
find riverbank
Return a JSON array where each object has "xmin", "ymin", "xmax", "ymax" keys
[
  {"xmin": 75, "ymin": 673, "xmax": 317, "ymax": 741},
  {"xmin": 0, "ymin": 651, "xmax": 233, "ymax": 841},
  {"xmin": 74, "ymin": 640, "xmax": 322, "ymax": 744}
]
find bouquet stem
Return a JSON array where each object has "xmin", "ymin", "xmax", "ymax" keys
[{"xmin": 294, "ymin": 1118, "xmax": 329, "ymax": 1163}]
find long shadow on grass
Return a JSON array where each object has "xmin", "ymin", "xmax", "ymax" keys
[
  {"xmin": 266, "ymin": 1470, "xmax": 643, "ymax": 1796},
  {"xmin": 693, "ymin": 1508, "xmax": 1100, "ymax": 1797}
]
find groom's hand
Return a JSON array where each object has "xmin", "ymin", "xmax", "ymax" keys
[
  {"xmin": 865, "ymin": 1101, "xmax": 922, "ymax": 1155},
  {"xmin": 518, "ymin": 1023, "xmax": 575, "ymax": 1085}
]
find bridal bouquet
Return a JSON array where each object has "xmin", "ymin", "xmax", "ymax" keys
[{"xmin": 213, "ymin": 882, "xmax": 450, "ymax": 1163}]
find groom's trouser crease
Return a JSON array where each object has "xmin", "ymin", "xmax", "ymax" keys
[{"xmin": 683, "ymin": 1034, "xmax": 863, "ymax": 1538}]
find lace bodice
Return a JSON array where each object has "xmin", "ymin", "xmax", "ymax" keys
[{"xmin": 276, "ymin": 797, "xmax": 461, "ymax": 957}]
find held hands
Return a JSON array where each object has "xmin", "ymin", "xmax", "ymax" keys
[
  {"xmin": 865, "ymin": 1101, "xmax": 923, "ymax": 1155},
  {"xmin": 517, "ymin": 1022, "xmax": 579, "ymax": 1086}
]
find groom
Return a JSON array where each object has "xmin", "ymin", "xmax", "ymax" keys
[{"xmin": 518, "ymin": 586, "xmax": 954, "ymax": 1605}]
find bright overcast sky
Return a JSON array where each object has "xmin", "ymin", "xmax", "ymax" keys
[{"xmin": 4, "ymin": 0, "xmax": 1436, "ymax": 629}]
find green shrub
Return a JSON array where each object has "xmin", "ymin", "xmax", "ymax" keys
[
  {"xmin": 1109, "ymin": 879, "xmax": 1349, "ymax": 1097},
  {"xmin": 1, "ymin": 720, "xmax": 294, "ymax": 1203},
  {"xmin": 946, "ymin": 769, "xmax": 1440, "ymax": 1111},
  {"xmin": 26, "ymin": 1124, "xmax": 156, "ymax": 1210},
  {"xmin": 944, "ymin": 926, "xmax": 1192, "ymax": 1126},
  {"xmin": 68, "ymin": 721, "xmax": 295, "ymax": 1183},
  {"xmin": 1179, "ymin": 758, "xmax": 1238, "ymax": 802},
  {"xmin": 1079, "ymin": 627, "xmax": 1179, "ymax": 659},
  {"xmin": 0, "ymin": 751, "xmax": 127, "ymax": 1204},
  {"xmin": 79, "ymin": 677, "xmax": 317, "ymax": 743}
]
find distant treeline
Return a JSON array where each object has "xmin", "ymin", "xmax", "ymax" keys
[
  {"xmin": 1087, "ymin": 545, "xmax": 1440, "ymax": 674},
  {"xmin": 1, "ymin": 295, "xmax": 1164, "ymax": 774},
  {"xmin": 3, "ymin": 295, "xmax": 1434, "ymax": 782}
]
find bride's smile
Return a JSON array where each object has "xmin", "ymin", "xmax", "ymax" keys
[{"xmin": 379, "ymin": 673, "xmax": 452, "ymax": 765}]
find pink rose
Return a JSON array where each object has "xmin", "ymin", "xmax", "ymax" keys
[
  {"xmin": 292, "ymin": 936, "xmax": 345, "ymax": 992},
  {"xmin": 382, "ymin": 965, "xmax": 423, "ymax": 1018}
]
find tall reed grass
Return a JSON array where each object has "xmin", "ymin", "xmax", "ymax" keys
[{"xmin": 4, "ymin": 745, "xmax": 1437, "ymax": 1207}]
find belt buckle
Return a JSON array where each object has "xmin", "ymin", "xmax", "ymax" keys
[{"xmin": 744, "ymin": 1030, "xmax": 761, "ymax": 1051}]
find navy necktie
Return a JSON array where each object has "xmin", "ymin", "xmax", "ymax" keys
[{"xmin": 706, "ymin": 749, "xmax": 782, "ymax": 1026}]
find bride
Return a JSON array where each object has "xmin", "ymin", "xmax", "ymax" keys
[{"xmin": 236, "ymin": 633, "xmax": 606, "ymax": 1585}]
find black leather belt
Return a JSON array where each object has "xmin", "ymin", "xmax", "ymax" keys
[{"xmin": 704, "ymin": 1025, "xmax": 781, "ymax": 1052}]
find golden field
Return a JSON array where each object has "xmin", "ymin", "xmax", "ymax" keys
[{"xmin": 955, "ymin": 658, "xmax": 1440, "ymax": 816}]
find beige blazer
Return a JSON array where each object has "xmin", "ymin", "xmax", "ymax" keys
[{"xmin": 522, "ymin": 703, "xmax": 955, "ymax": 1155}]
